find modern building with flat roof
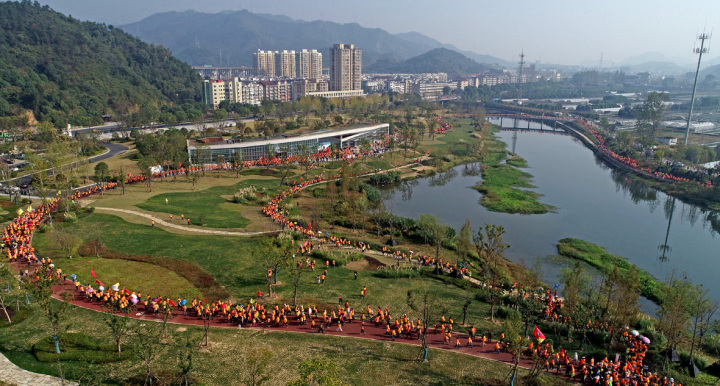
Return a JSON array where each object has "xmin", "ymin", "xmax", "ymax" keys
[{"xmin": 187, "ymin": 123, "xmax": 389, "ymax": 164}]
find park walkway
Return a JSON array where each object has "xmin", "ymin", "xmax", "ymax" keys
[
  {"xmin": 94, "ymin": 207, "xmax": 276, "ymax": 236},
  {"xmin": 0, "ymin": 351, "xmax": 77, "ymax": 386}
]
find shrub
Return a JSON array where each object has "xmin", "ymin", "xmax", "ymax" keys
[
  {"xmin": 0, "ymin": 307, "xmax": 33, "ymax": 328},
  {"xmin": 37, "ymin": 223, "xmax": 53, "ymax": 233},
  {"xmin": 312, "ymin": 188, "xmax": 326, "ymax": 198},
  {"xmin": 233, "ymin": 185, "xmax": 258, "ymax": 204},
  {"xmin": 33, "ymin": 333, "xmax": 133, "ymax": 363},
  {"xmin": 495, "ymin": 306, "xmax": 520, "ymax": 320},
  {"xmin": 63, "ymin": 213, "xmax": 78, "ymax": 223}
]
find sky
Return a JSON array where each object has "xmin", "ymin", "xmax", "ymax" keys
[{"xmin": 34, "ymin": 0, "xmax": 720, "ymax": 66}]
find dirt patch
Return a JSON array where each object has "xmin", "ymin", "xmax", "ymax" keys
[
  {"xmin": 0, "ymin": 200, "xmax": 16, "ymax": 208},
  {"xmin": 344, "ymin": 256, "xmax": 386, "ymax": 271}
]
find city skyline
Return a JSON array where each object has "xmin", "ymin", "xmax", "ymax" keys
[{"xmin": 34, "ymin": 0, "xmax": 720, "ymax": 67}]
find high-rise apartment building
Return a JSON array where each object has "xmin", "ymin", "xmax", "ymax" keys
[
  {"xmin": 296, "ymin": 49, "xmax": 323, "ymax": 79},
  {"xmin": 253, "ymin": 50, "xmax": 275, "ymax": 77},
  {"xmin": 329, "ymin": 44, "xmax": 362, "ymax": 91},
  {"xmin": 274, "ymin": 50, "xmax": 296, "ymax": 78}
]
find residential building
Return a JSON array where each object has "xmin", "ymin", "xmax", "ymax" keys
[
  {"xmin": 253, "ymin": 50, "xmax": 276, "ymax": 77},
  {"xmin": 410, "ymin": 82, "xmax": 457, "ymax": 98},
  {"xmin": 259, "ymin": 80, "xmax": 293, "ymax": 102},
  {"xmin": 292, "ymin": 79, "xmax": 329, "ymax": 100},
  {"xmin": 477, "ymin": 74, "xmax": 504, "ymax": 86},
  {"xmin": 296, "ymin": 49, "xmax": 323, "ymax": 79},
  {"xmin": 274, "ymin": 50, "xmax": 296, "ymax": 78},
  {"xmin": 202, "ymin": 78, "xmax": 243, "ymax": 108},
  {"xmin": 242, "ymin": 81, "xmax": 264, "ymax": 105},
  {"xmin": 329, "ymin": 44, "xmax": 362, "ymax": 91}
]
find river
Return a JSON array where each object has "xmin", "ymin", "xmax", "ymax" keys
[{"xmin": 382, "ymin": 121, "xmax": 720, "ymax": 310}]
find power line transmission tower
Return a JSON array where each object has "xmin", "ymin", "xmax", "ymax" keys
[
  {"xmin": 684, "ymin": 32, "xmax": 711, "ymax": 145},
  {"xmin": 517, "ymin": 51, "xmax": 525, "ymax": 104}
]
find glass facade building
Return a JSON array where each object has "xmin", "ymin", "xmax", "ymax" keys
[{"xmin": 188, "ymin": 124, "xmax": 389, "ymax": 164}]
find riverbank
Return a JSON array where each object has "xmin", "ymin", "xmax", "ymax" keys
[{"xmin": 556, "ymin": 238, "xmax": 665, "ymax": 305}]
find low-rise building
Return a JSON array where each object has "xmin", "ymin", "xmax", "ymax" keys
[{"xmin": 187, "ymin": 123, "xmax": 389, "ymax": 163}]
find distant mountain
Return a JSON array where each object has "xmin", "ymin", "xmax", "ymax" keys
[
  {"xmin": 0, "ymin": 2, "xmax": 201, "ymax": 128},
  {"xmin": 120, "ymin": 9, "xmax": 508, "ymax": 69},
  {"xmin": 367, "ymin": 48, "xmax": 491, "ymax": 78},
  {"xmin": 620, "ymin": 51, "xmax": 673, "ymax": 66},
  {"xmin": 619, "ymin": 61, "xmax": 687, "ymax": 76},
  {"xmin": 393, "ymin": 32, "xmax": 509, "ymax": 67}
]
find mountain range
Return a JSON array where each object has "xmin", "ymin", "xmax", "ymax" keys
[{"xmin": 120, "ymin": 10, "xmax": 511, "ymax": 69}]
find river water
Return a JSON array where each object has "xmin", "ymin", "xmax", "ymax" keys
[{"xmin": 382, "ymin": 120, "xmax": 720, "ymax": 308}]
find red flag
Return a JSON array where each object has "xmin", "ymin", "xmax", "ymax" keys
[
  {"xmin": 533, "ymin": 326, "xmax": 546, "ymax": 343},
  {"xmin": 123, "ymin": 288, "xmax": 131, "ymax": 295},
  {"xmin": 91, "ymin": 268, "xmax": 97, "ymax": 278},
  {"xmin": 95, "ymin": 279, "xmax": 104, "ymax": 287}
]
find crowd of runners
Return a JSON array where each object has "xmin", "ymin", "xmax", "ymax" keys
[{"xmin": 0, "ymin": 115, "xmax": 690, "ymax": 385}]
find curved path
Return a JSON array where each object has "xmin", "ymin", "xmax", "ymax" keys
[
  {"xmin": 0, "ymin": 352, "xmax": 77, "ymax": 386},
  {"xmin": 50, "ymin": 276, "xmax": 559, "ymax": 377},
  {"xmin": 94, "ymin": 207, "xmax": 276, "ymax": 236}
]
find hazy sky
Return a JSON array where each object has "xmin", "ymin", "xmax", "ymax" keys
[{"xmin": 35, "ymin": 0, "xmax": 720, "ymax": 66}]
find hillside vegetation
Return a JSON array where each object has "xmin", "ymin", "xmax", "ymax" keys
[{"xmin": 0, "ymin": 1, "xmax": 201, "ymax": 129}]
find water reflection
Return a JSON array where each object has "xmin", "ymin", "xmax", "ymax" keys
[
  {"xmin": 658, "ymin": 197, "xmax": 675, "ymax": 263},
  {"xmin": 428, "ymin": 168, "xmax": 458, "ymax": 187},
  {"xmin": 461, "ymin": 163, "xmax": 482, "ymax": 177},
  {"xmin": 398, "ymin": 178, "xmax": 419, "ymax": 201}
]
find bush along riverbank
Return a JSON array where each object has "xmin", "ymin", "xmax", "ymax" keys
[
  {"xmin": 556, "ymin": 238, "xmax": 665, "ymax": 305},
  {"xmin": 474, "ymin": 153, "xmax": 555, "ymax": 214}
]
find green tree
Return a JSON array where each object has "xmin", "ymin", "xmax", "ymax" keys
[
  {"xmin": 635, "ymin": 92, "xmax": 669, "ymax": 150},
  {"xmin": 473, "ymin": 224, "xmax": 509, "ymax": 321}
]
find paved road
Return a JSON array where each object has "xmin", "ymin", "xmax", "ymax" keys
[{"xmin": 9, "ymin": 141, "xmax": 128, "ymax": 187}]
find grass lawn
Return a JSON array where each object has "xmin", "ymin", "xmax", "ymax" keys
[
  {"xmin": 54, "ymin": 255, "xmax": 200, "ymax": 300},
  {"xmin": 556, "ymin": 238, "xmax": 665, "ymax": 304},
  {"xmin": 135, "ymin": 178, "xmax": 280, "ymax": 228}
]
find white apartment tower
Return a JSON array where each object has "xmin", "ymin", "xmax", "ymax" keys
[
  {"xmin": 329, "ymin": 44, "xmax": 362, "ymax": 91},
  {"xmin": 296, "ymin": 49, "xmax": 323, "ymax": 79},
  {"xmin": 274, "ymin": 50, "xmax": 296, "ymax": 78},
  {"xmin": 253, "ymin": 50, "xmax": 275, "ymax": 77}
]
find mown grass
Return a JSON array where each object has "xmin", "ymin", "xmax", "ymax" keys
[
  {"xmin": 135, "ymin": 178, "xmax": 280, "ymax": 228},
  {"xmin": 557, "ymin": 238, "xmax": 665, "ymax": 304}
]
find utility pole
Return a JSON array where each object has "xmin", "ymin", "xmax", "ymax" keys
[
  {"xmin": 684, "ymin": 32, "xmax": 711, "ymax": 145},
  {"xmin": 517, "ymin": 51, "xmax": 525, "ymax": 105}
]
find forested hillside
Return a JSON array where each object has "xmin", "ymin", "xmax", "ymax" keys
[{"xmin": 0, "ymin": 1, "xmax": 201, "ymax": 129}]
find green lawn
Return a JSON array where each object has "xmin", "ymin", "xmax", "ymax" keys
[
  {"xmin": 135, "ymin": 178, "xmax": 280, "ymax": 228},
  {"xmin": 35, "ymin": 213, "xmax": 502, "ymax": 334},
  {"xmin": 52, "ymin": 255, "xmax": 201, "ymax": 300}
]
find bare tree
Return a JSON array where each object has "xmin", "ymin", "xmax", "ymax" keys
[
  {"xmin": 243, "ymin": 348, "xmax": 273, "ymax": 386},
  {"xmin": 407, "ymin": 289, "xmax": 444, "ymax": 362}
]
